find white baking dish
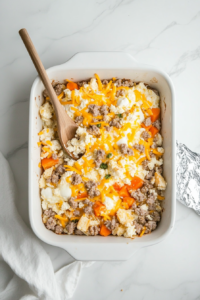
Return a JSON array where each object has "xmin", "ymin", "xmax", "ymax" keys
[{"xmin": 29, "ymin": 52, "xmax": 176, "ymax": 261}]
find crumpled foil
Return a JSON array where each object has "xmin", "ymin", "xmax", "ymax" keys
[{"xmin": 176, "ymin": 141, "xmax": 200, "ymax": 215}]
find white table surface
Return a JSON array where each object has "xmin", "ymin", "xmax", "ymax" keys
[{"xmin": 1, "ymin": 0, "xmax": 200, "ymax": 299}]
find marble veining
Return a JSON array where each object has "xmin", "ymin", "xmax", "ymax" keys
[{"xmin": 1, "ymin": 0, "xmax": 200, "ymax": 299}]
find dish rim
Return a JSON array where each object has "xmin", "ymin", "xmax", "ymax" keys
[{"xmin": 29, "ymin": 52, "xmax": 176, "ymax": 259}]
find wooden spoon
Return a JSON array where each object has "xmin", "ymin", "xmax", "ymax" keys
[{"xmin": 19, "ymin": 28, "xmax": 78, "ymax": 159}]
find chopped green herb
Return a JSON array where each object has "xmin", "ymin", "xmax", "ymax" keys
[
  {"xmin": 105, "ymin": 174, "xmax": 111, "ymax": 179},
  {"xmin": 100, "ymin": 163, "xmax": 108, "ymax": 169},
  {"xmin": 71, "ymin": 219, "xmax": 78, "ymax": 223},
  {"xmin": 117, "ymin": 114, "xmax": 123, "ymax": 118},
  {"xmin": 96, "ymin": 124, "xmax": 101, "ymax": 128},
  {"xmin": 106, "ymin": 153, "xmax": 112, "ymax": 159}
]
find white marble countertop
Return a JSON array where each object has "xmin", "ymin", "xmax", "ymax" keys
[{"xmin": 1, "ymin": 0, "xmax": 200, "ymax": 299}]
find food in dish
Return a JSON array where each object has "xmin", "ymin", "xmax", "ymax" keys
[{"xmin": 38, "ymin": 75, "xmax": 167, "ymax": 238}]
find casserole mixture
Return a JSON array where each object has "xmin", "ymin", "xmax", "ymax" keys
[{"xmin": 38, "ymin": 75, "xmax": 167, "ymax": 238}]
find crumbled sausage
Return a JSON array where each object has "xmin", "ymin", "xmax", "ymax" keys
[
  {"xmin": 88, "ymin": 125, "xmax": 100, "ymax": 136},
  {"xmin": 140, "ymin": 186, "xmax": 149, "ymax": 194},
  {"xmin": 146, "ymin": 195, "xmax": 156, "ymax": 207},
  {"xmin": 68, "ymin": 197, "xmax": 78, "ymax": 209},
  {"xmin": 151, "ymin": 211, "xmax": 161, "ymax": 222},
  {"xmin": 96, "ymin": 149, "xmax": 105, "ymax": 160},
  {"xmin": 71, "ymin": 172, "xmax": 82, "ymax": 185},
  {"xmin": 116, "ymin": 89, "xmax": 125, "ymax": 97},
  {"xmin": 115, "ymin": 78, "xmax": 134, "ymax": 87},
  {"xmin": 145, "ymin": 221, "xmax": 157, "ymax": 233},
  {"xmin": 102, "ymin": 79, "xmax": 108, "ymax": 85},
  {"xmin": 66, "ymin": 221, "xmax": 76, "ymax": 235},
  {"xmin": 143, "ymin": 180, "xmax": 153, "ymax": 189},
  {"xmin": 46, "ymin": 217, "xmax": 56, "ymax": 230},
  {"xmin": 100, "ymin": 105, "xmax": 109, "ymax": 115},
  {"xmin": 134, "ymin": 222, "xmax": 143, "ymax": 235},
  {"xmin": 131, "ymin": 202, "xmax": 137, "ymax": 210},
  {"xmin": 88, "ymin": 187, "xmax": 100, "ymax": 198},
  {"xmin": 141, "ymin": 131, "xmax": 150, "ymax": 140},
  {"xmin": 149, "ymin": 189, "xmax": 158, "ymax": 200},
  {"xmin": 44, "ymin": 208, "xmax": 53, "ymax": 217},
  {"xmin": 115, "ymin": 79, "xmax": 122, "ymax": 87},
  {"xmin": 105, "ymin": 217, "xmax": 117, "ymax": 231},
  {"xmin": 131, "ymin": 189, "xmax": 145, "ymax": 202},
  {"xmin": 110, "ymin": 117, "xmax": 122, "ymax": 129},
  {"xmin": 85, "ymin": 181, "xmax": 100, "ymax": 198},
  {"xmin": 42, "ymin": 89, "xmax": 49, "ymax": 98},
  {"xmin": 123, "ymin": 79, "xmax": 134, "ymax": 87},
  {"xmin": 153, "ymin": 120, "xmax": 161, "ymax": 130},
  {"xmin": 149, "ymin": 202, "xmax": 156, "ymax": 210},
  {"xmin": 83, "ymin": 206, "xmax": 93, "ymax": 215},
  {"xmin": 56, "ymin": 164, "xmax": 66, "ymax": 175},
  {"xmin": 104, "ymin": 126, "xmax": 111, "ymax": 132},
  {"xmin": 119, "ymin": 144, "xmax": 134, "ymax": 156},
  {"xmin": 150, "ymin": 152, "xmax": 156, "ymax": 158},
  {"xmin": 138, "ymin": 216, "xmax": 146, "ymax": 225},
  {"xmin": 145, "ymin": 170, "xmax": 154, "ymax": 180},
  {"xmin": 73, "ymin": 210, "xmax": 81, "ymax": 217},
  {"xmin": 75, "ymin": 229, "xmax": 84, "ymax": 235},
  {"xmin": 89, "ymin": 226, "xmax": 100, "ymax": 236},
  {"xmin": 45, "ymin": 177, "xmax": 51, "ymax": 183},
  {"xmin": 52, "ymin": 82, "xmax": 63, "ymax": 95},
  {"xmin": 52, "ymin": 153, "xmax": 58, "ymax": 160},
  {"xmin": 142, "ymin": 160, "xmax": 149, "ymax": 170},
  {"xmin": 105, "ymin": 220, "xmax": 112, "ymax": 231},
  {"xmin": 55, "ymin": 225, "xmax": 63, "ymax": 234},
  {"xmin": 85, "ymin": 181, "xmax": 98, "ymax": 190},
  {"xmin": 75, "ymin": 116, "xmax": 83, "ymax": 124},
  {"xmin": 77, "ymin": 81, "xmax": 88, "ymax": 87},
  {"xmin": 95, "ymin": 158, "xmax": 102, "ymax": 168},
  {"xmin": 111, "ymin": 217, "xmax": 118, "ymax": 230},
  {"xmin": 135, "ymin": 207, "xmax": 147, "ymax": 217},
  {"xmin": 133, "ymin": 144, "xmax": 145, "ymax": 153},
  {"xmin": 88, "ymin": 104, "xmax": 100, "ymax": 116},
  {"xmin": 143, "ymin": 117, "xmax": 152, "ymax": 127},
  {"xmin": 83, "ymin": 199, "xmax": 91, "ymax": 205},
  {"xmin": 43, "ymin": 82, "xmax": 63, "ymax": 98},
  {"xmin": 51, "ymin": 172, "xmax": 59, "ymax": 184}
]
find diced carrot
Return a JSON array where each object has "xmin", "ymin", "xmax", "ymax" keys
[
  {"xmin": 100, "ymin": 224, "xmax": 111, "ymax": 236},
  {"xmin": 77, "ymin": 192, "xmax": 88, "ymax": 199},
  {"xmin": 113, "ymin": 183, "xmax": 122, "ymax": 191},
  {"xmin": 151, "ymin": 108, "xmax": 160, "ymax": 123},
  {"xmin": 93, "ymin": 201, "xmax": 106, "ymax": 217},
  {"xmin": 67, "ymin": 82, "xmax": 79, "ymax": 91},
  {"xmin": 123, "ymin": 197, "xmax": 135, "ymax": 208},
  {"xmin": 130, "ymin": 176, "xmax": 143, "ymax": 190},
  {"xmin": 149, "ymin": 126, "xmax": 159, "ymax": 137},
  {"xmin": 41, "ymin": 157, "xmax": 59, "ymax": 170},
  {"xmin": 118, "ymin": 185, "xmax": 130, "ymax": 197},
  {"xmin": 141, "ymin": 123, "xmax": 152, "ymax": 131}
]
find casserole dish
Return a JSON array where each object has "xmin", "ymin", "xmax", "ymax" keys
[{"xmin": 29, "ymin": 52, "xmax": 176, "ymax": 260}]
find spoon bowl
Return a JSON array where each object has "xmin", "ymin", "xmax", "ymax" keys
[{"xmin": 19, "ymin": 28, "xmax": 78, "ymax": 159}]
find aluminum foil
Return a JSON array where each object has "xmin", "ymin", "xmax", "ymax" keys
[{"xmin": 176, "ymin": 141, "xmax": 200, "ymax": 215}]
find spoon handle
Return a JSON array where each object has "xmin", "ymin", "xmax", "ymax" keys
[{"xmin": 19, "ymin": 28, "xmax": 62, "ymax": 115}]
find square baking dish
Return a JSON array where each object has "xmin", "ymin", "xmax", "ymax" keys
[{"xmin": 29, "ymin": 52, "xmax": 176, "ymax": 261}]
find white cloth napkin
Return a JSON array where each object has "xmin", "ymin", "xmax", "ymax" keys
[{"xmin": 0, "ymin": 152, "xmax": 93, "ymax": 300}]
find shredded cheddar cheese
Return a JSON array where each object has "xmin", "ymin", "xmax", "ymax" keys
[{"xmin": 39, "ymin": 74, "xmax": 166, "ymax": 239}]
